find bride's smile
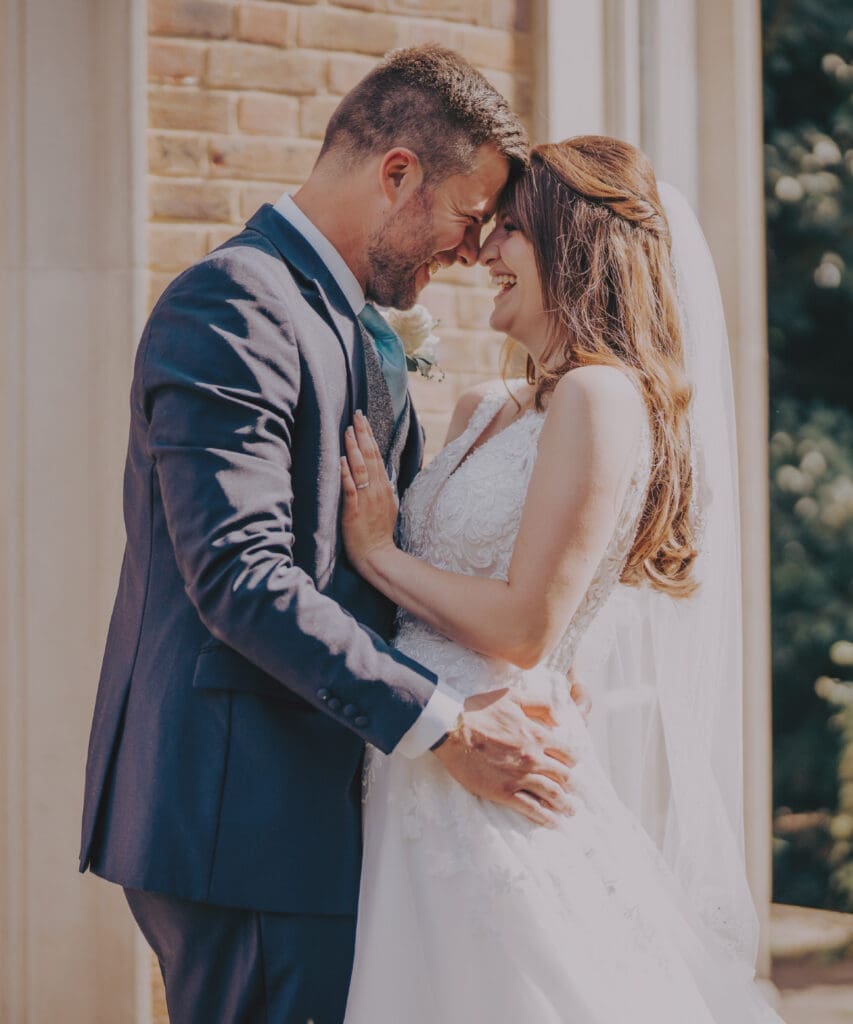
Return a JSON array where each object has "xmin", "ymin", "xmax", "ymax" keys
[{"xmin": 480, "ymin": 217, "xmax": 549, "ymax": 358}]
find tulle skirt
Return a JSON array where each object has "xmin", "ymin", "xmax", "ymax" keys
[{"xmin": 343, "ymin": 630, "xmax": 784, "ymax": 1024}]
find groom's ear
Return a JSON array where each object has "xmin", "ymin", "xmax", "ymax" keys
[{"xmin": 378, "ymin": 148, "xmax": 423, "ymax": 206}]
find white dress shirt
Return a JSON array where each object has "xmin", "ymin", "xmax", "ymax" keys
[{"xmin": 272, "ymin": 193, "xmax": 464, "ymax": 757}]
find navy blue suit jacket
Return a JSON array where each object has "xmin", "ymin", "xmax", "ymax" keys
[{"xmin": 80, "ymin": 205, "xmax": 438, "ymax": 914}]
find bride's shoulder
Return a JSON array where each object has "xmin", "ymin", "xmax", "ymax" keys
[
  {"xmin": 443, "ymin": 379, "xmax": 506, "ymax": 445},
  {"xmin": 550, "ymin": 365, "xmax": 644, "ymax": 422},
  {"xmin": 542, "ymin": 366, "xmax": 646, "ymax": 452}
]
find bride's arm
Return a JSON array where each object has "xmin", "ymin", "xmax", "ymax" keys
[{"xmin": 341, "ymin": 365, "xmax": 645, "ymax": 670}]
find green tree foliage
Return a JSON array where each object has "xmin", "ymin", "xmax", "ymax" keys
[
  {"xmin": 771, "ymin": 404, "xmax": 853, "ymax": 805},
  {"xmin": 764, "ymin": 0, "xmax": 852, "ymax": 409},
  {"xmin": 816, "ymin": 661, "xmax": 853, "ymax": 910},
  {"xmin": 764, "ymin": 0, "xmax": 853, "ymax": 907}
]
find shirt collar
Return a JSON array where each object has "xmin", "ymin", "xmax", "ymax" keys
[{"xmin": 272, "ymin": 193, "xmax": 366, "ymax": 316}]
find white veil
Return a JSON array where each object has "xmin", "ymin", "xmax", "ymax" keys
[{"xmin": 574, "ymin": 183, "xmax": 761, "ymax": 966}]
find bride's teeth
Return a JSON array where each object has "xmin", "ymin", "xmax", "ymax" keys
[
  {"xmin": 491, "ymin": 274, "xmax": 517, "ymax": 290},
  {"xmin": 429, "ymin": 260, "xmax": 441, "ymax": 276}
]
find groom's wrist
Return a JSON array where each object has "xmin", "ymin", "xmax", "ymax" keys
[
  {"xmin": 430, "ymin": 709, "xmax": 464, "ymax": 751},
  {"xmin": 394, "ymin": 683, "xmax": 464, "ymax": 759}
]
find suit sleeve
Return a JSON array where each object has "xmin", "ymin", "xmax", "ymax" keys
[{"xmin": 141, "ymin": 251, "xmax": 438, "ymax": 753}]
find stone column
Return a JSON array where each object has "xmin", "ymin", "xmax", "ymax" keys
[
  {"xmin": 0, "ymin": 0, "xmax": 149, "ymax": 1019},
  {"xmin": 696, "ymin": 0, "xmax": 773, "ymax": 978}
]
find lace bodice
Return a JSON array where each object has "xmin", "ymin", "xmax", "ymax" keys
[{"xmin": 396, "ymin": 382, "xmax": 651, "ymax": 681}]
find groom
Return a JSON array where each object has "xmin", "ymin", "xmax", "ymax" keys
[{"xmin": 81, "ymin": 45, "xmax": 575, "ymax": 1024}]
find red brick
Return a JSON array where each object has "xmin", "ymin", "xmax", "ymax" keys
[
  {"xmin": 331, "ymin": 0, "xmax": 390, "ymax": 11},
  {"xmin": 207, "ymin": 224, "xmax": 242, "ymax": 249},
  {"xmin": 208, "ymin": 136, "xmax": 320, "ymax": 182},
  {"xmin": 327, "ymin": 53, "xmax": 376, "ymax": 95},
  {"xmin": 148, "ymin": 39, "xmax": 207, "ymax": 85},
  {"xmin": 237, "ymin": 93, "xmax": 299, "ymax": 136},
  {"xmin": 207, "ymin": 43, "xmax": 327, "ymax": 94},
  {"xmin": 387, "ymin": 0, "xmax": 485, "ymax": 21},
  {"xmin": 399, "ymin": 19, "xmax": 456, "ymax": 48},
  {"xmin": 236, "ymin": 2, "xmax": 297, "ymax": 48},
  {"xmin": 240, "ymin": 184, "xmax": 294, "ymax": 220},
  {"xmin": 298, "ymin": 7, "xmax": 401, "ymax": 55},
  {"xmin": 150, "ymin": 179, "xmax": 236, "ymax": 222},
  {"xmin": 488, "ymin": 0, "xmax": 531, "ymax": 31},
  {"xmin": 299, "ymin": 94, "xmax": 341, "ymax": 140},
  {"xmin": 148, "ymin": 132, "xmax": 208, "ymax": 177},
  {"xmin": 149, "ymin": 271, "xmax": 177, "ymax": 311},
  {"xmin": 149, "ymin": 0, "xmax": 234, "ymax": 39},
  {"xmin": 149, "ymin": 0, "xmax": 235, "ymax": 40},
  {"xmin": 148, "ymin": 224, "xmax": 211, "ymax": 271},
  {"xmin": 149, "ymin": 86, "xmax": 233, "ymax": 132},
  {"xmin": 513, "ymin": 0, "xmax": 533, "ymax": 32},
  {"xmin": 449, "ymin": 23, "xmax": 524, "ymax": 73}
]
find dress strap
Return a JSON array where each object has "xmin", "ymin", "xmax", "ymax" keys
[{"xmin": 465, "ymin": 386, "xmax": 509, "ymax": 434}]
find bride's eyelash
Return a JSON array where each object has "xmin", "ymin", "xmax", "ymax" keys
[{"xmin": 502, "ymin": 220, "xmax": 517, "ymax": 233}]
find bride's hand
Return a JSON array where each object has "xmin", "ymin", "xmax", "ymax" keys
[{"xmin": 340, "ymin": 410, "xmax": 399, "ymax": 575}]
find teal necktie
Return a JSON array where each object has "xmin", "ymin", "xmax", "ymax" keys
[{"xmin": 358, "ymin": 303, "xmax": 409, "ymax": 424}]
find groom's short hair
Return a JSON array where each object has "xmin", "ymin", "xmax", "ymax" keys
[{"xmin": 319, "ymin": 45, "xmax": 529, "ymax": 185}]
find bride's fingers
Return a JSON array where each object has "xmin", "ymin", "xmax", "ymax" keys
[
  {"xmin": 344, "ymin": 426, "xmax": 371, "ymax": 487},
  {"xmin": 520, "ymin": 702, "xmax": 558, "ymax": 727},
  {"xmin": 518, "ymin": 776, "xmax": 574, "ymax": 815},
  {"xmin": 537, "ymin": 768, "xmax": 576, "ymax": 792},
  {"xmin": 543, "ymin": 745, "xmax": 577, "ymax": 770},
  {"xmin": 340, "ymin": 457, "xmax": 358, "ymax": 500},
  {"xmin": 354, "ymin": 413, "xmax": 389, "ymax": 484},
  {"xmin": 510, "ymin": 791, "xmax": 559, "ymax": 828},
  {"xmin": 354, "ymin": 409, "xmax": 382, "ymax": 460},
  {"xmin": 535, "ymin": 735, "xmax": 577, "ymax": 768}
]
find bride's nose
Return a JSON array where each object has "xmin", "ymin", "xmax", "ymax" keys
[{"xmin": 478, "ymin": 227, "xmax": 499, "ymax": 267}]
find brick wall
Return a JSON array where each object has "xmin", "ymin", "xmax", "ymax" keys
[
  {"xmin": 146, "ymin": 5, "xmax": 531, "ymax": 1011},
  {"xmin": 148, "ymin": 0, "xmax": 533, "ymax": 460}
]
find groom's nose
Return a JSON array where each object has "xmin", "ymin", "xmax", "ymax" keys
[
  {"xmin": 477, "ymin": 227, "xmax": 499, "ymax": 267},
  {"xmin": 452, "ymin": 222, "xmax": 482, "ymax": 267}
]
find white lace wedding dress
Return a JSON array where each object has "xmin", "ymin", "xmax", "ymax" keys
[{"xmin": 343, "ymin": 385, "xmax": 783, "ymax": 1024}]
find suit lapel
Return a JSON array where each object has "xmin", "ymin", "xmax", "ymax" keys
[
  {"xmin": 245, "ymin": 205, "xmax": 423, "ymax": 491},
  {"xmin": 358, "ymin": 321, "xmax": 396, "ymax": 462},
  {"xmin": 245, "ymin": 205, "xmax": 362, "ymax": 415},
  {"xmin": 397, "ymin": 398, "xmax": 424, "ymax": 495}
]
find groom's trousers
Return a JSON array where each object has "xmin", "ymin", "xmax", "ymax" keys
[{"xmin": 125, "ymin": 888, "xmax": 356, "ymax": 1024}]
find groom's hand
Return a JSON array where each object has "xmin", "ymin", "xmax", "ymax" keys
[{"xmin": 432, "ymin": 688, "xmax": 577, "ymax": 827}]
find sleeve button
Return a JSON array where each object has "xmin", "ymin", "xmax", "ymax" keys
[
  {"xmin": 328, "ymin": 698, "xmax": 342, "ymax": 712},
  {"xmin": 354, "ymin": 715, "xmax": 369, "ymax": 728},
  {"xmin": 343, "ymin": 704, "xmax": 358, "ymax": 719},
  {"xmin": 317, "ymin": 688, "xmax": 330, "ymax": 701}
]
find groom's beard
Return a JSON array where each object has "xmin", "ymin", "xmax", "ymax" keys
[{"xmin": 365, "ymin": 189, "xmax": 438, "ymax": 310}]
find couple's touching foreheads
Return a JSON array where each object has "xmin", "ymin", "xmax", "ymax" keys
[{"xmin": 81, "ymin": 45, "xmax": 785, "ymax": 1024}]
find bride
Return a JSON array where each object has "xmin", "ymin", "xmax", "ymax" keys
[{"xmin": 339, "ymin": 136, "xmax": 783, "ymax": 1023}]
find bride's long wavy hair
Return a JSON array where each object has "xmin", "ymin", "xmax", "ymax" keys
[{"xmin": 499, "ymin": 136, "xmax": 697, "ymax": 596}]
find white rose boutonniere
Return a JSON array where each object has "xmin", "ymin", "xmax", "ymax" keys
[{"xmin": 380, "ymin": 304, "xmax": 445, "ymax": 381}]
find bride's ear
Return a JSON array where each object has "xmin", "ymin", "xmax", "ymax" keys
[{"xmin": 378, "ymin": 148, "xmax": 423, "ymax": 208}]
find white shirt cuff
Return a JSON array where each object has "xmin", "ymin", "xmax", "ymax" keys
[{"xmin": 394, "ymin": 681, "xmax": 464, "ymax": 759}]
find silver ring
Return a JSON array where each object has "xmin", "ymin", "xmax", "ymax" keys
[{"xmin": 356, "ymin": 482, "xmax": 370, "ymax": 491}]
